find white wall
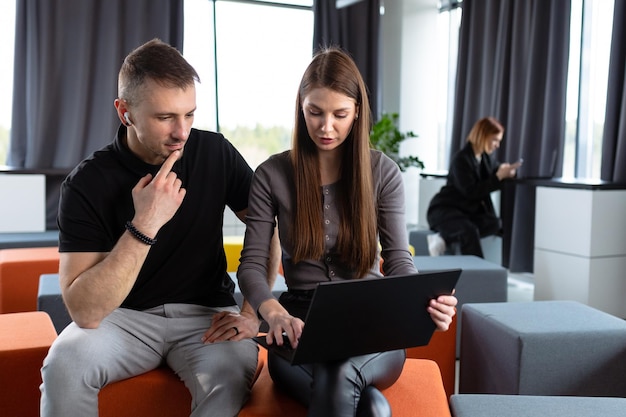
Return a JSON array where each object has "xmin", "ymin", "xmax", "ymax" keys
[
  {"xmin": 0, "ymin": 174, "xmax": 46, "ymax": 232},
  {"xmin": 381, "ymin": 0, "xmax": 442, "ymax": 225}
]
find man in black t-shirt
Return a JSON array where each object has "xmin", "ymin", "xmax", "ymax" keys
[{"xmin": 40, "ymin": 39, "xmax": 280, "ymax": 417}]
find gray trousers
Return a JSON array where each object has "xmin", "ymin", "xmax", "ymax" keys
[{"xmin": 40, "ymin": 304, "xmax": 259, "ymax": 417}]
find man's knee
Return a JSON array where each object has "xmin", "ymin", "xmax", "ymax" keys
[
  {"xmin": 182, "ymin": 340, "xmax": 258, "ymax": 400},
  {"xmin": 42, "ymin": 325, "xmax": 120, "ymax": 392},
  {"xmin": 40, "ymin": 329, "xmax": 106, "ymax": 417},
  {"xmin": 44, "ymin": 331, "xmax": 94, "ymax": 378}
]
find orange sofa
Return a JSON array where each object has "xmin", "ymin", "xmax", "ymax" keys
[
  {"xmin": 100, "ymin": 349, "xmax": 451, "ymax": 417},
  {"xmin": 406, "ymin": 314, "xmax": 457, "ymax": 397},
  {"xmin": 0, "ymin": 311, "xmax": 57, "ymax": 417},
  {"xmin": 7, "ymin": 310, "xmax": 452, "ymax": 417},
  {"xmin": 0, "ymin": 237, "xmax": 237, "ymax": 316},
  {"xmin": 239, "ymin": 350, "xmax": 451, "ymax": 417},
  {"xmin": 99, "ymin": 353, "xmax": 267, "ymax": 417},
  {"xmin": 0, "ymin": 247, "xmax": 60, "ymax": 313}
]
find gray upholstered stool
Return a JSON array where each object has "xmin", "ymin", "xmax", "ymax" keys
[
  {"xmin": 38, "ymin": 272, "xmax": 289, "ymax": 334},
  {"xmin": 459, "ymin": 301, "xmax": 626, "ymax": 396},
  {"xmin": 450, "ymin": 394, "xmax": 626, "ymax": 417},
  {"xmin": 413, "ymin": 255, "xmax": 507, "ymax": 356},
  {"xmin": 37, "ymin": 273, "xmax": 72, "ymax": 333},
  {"xmin": 0, "ymin": 230, "xmax": 59, "ymax": 249},
  {"xmin": 229, "ymin": 272, "xmax": 288, "ymax": 307},
  {"xmin": 409, "ymin": 229, "xmax": 440, "ymax": 257},
  {"xmin": 408, "ymin": 229, "xmax": 502, "ymax": 265}
]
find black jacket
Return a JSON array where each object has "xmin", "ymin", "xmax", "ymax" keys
[{"xmin": 427, "ymin": 142, "xmax": 501, "ymax": 227}]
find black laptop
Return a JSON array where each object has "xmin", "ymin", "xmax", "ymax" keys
[{"xmin": 253, "ymin": 269, "xmax": 461, "ymax": 365}]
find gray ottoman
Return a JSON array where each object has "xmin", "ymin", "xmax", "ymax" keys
[
  {"xmin": 37, "ymin": 273, "xmax": 72, "ymax": 333},
  {"xmin": 0, "ymin": 230, "xmax": 59, "ymax": 249},
  {"xmin": 450, "ymin": 394, "xmax": 626, "ymax": 417},
  {"xmin": 409, "ymin": 229, "xmax": 502, "ymax": 265},
  {"xmin": 459, "ymin": 301, "xmax": 626, "ymax": 396},
  {"xmin": 38, "ymin": 272, "xmax": 289, "ymax": 334},
  {"xmin": 413, "ymin": 255, "xmax": 508, "ymax": 356},
  {"xmin": 229, "ymin": 272, "xmax": 288, "ymax": 307},
  {"xmin": 409, "ymin": 229, "xmax": 440, "ymax": 257}
]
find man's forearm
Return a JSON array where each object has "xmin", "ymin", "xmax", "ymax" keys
[{"xmin": 61, "ymin": 230, "xmax": 152, "ymax": 328}]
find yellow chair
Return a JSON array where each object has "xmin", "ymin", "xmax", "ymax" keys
[{"xmin": 223, "ymin": 235, "xmax": 244, "ymax": 272}]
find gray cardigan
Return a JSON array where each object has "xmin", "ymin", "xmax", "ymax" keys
[{"xmin": 237, "ymin": 149, "xmax": 416, "ymax": 312}]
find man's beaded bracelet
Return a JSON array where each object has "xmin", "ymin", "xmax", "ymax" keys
[{"xmin": 125, "ymin": 221, "xmax": 157, "ymax": 245}]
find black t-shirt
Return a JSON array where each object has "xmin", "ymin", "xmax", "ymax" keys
[{"xmin": 58, "ymin": 126, "xmax": 253, "ymax": 310}]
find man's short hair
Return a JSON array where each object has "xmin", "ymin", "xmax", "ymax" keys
[{"xmin": 118, "ymin": 38, "xmax": 200, "ymax": 105}]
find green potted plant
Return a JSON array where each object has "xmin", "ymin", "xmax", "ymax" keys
[{"xmin": 370, "ymin": 113, "xmax": 424, "ymax": 172}]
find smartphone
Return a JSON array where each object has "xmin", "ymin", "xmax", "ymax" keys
[{"xmin": 512, "ymin": 158, "xmax": 523, "ymax": 168}]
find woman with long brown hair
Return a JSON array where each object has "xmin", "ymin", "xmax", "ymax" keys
[{"xmin": 238, "ymin": 47, "xmax": 457, "ymax": 416}]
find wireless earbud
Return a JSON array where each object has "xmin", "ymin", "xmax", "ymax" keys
[{"xmin": 124, "ymin": 112, "xmax": 132, "ymax": 126}]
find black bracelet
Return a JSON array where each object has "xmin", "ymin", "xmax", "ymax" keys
[{"xmin": 125, "ymin": 221, "xmax": 157, "ymax": 245}]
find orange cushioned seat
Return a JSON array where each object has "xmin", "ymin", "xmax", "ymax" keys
[
  {"xmin": 0, "ymin": 311, "xmax": 57, "ymax": 417},
  {"xmin": 5, "ymin": 312, "xmax": 452, "ymax": 417},
  {"xmin": 238, "ymin": 349, "xmax": 307, "ymax": 417},
  {"xmin": 99, "ymin": 366, "xmax": 192, "ymax": 417},
  {"xmin": 0, "ymin": 247, "xmax": 60, "ymax": 313},
  {"xmin": 406, "ymin": 314, "xmax": 457, "ymax": 397},
  {"xmin": 379, "ymin": 254, "xmax": 457, "ymax": 398},
  {"xmin": 99, "ymin": 347, "xmax": 266, "ymax": 417},
  {"xmin": 239, "ymin": 349, "xmax": 452, "ymax": 417},
  {"xmin": 384, "ymin": 358, "xmax": 452, "ymax": 417}
]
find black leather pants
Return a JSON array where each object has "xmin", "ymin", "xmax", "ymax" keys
[
  {"xmin": 429, "ymin": 210, "xmax": 501, "ymax": 258},
  {"xmin": 267, "ymin": 348, "xmax": 406, "ymax": 417}
]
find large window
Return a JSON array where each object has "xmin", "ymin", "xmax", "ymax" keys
[
  {"xmin": 435, "ymin": 5, "xmax": 462, "ymax": 172},
  {"xmin": 184, "ymin": 0, "xmax": 313, "ymax": 234},
  {"xmin": 184, "ymin": 0, "xmax": 314, "ymax": 169},
  {"xmin": 0, "ymin": 1, "xmax": 16, "ymax": 166},
  {"xmin": 563, "ymin": 0, "xmax": 614, "ymax": 179},
  {"xmin": 430, "ymin": 0, "xmax": 614, "ymax": 182},
  {"xmin": 4, "ymin": 0, "xmax": 613, "ymax": 182},
  {"xmin": 0, "ymin": 1, "xmax": 313, "ymax": 168}
]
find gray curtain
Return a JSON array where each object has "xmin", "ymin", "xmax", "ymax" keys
[
  {"xmin": 9, "ymin": 0, "xmax": 183, "ymax": 169},
  {"xmin": 600, "ymin": 0, "xmax": 626, "ymax": 183},
  {"xmin": 9, "ymin": 0, "xmax": 183, "ymax": 228},
  {"xmin": 452, "ymin": 0, "xmax": 571, "ymax": 272},
  {"xmin": 313, "ymin": 0, "xmax": 381, "ymax": 118}
]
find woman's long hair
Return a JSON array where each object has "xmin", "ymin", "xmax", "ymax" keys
[
  {"xmin": 466, "ymin": 117, "xmax": 505, "ymax": 153},
  {"xmin": 290, "ymin": 47, "xmax": 377, "ymax": 278}
]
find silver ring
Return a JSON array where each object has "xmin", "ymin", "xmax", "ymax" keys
[{"xmin": 233, "ymin": 327, "xmax": 239, "ymax": 336}]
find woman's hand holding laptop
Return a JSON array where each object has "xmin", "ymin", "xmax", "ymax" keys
[{"xmin": 427, "ymin": 292, "xmax": 458, "ymax": 332}]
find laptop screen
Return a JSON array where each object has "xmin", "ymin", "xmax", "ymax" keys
[{"xmin": 254, "ymin": 269, "xmax": 461, "ymax": 365}]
